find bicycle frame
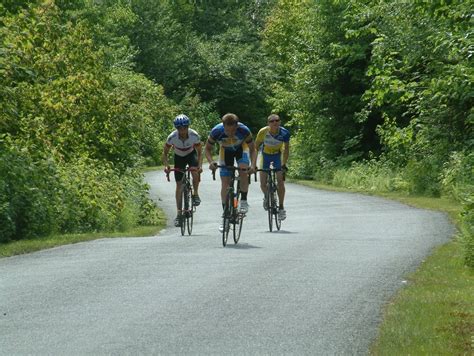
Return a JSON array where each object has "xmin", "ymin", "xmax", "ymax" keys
[
  {"xmin": 212, "ymin": 165, "xmax": 248, "ymax": 246},
  {"xmin": 257, "ymin": 162, "xmax": 283, "ymax": 232}
]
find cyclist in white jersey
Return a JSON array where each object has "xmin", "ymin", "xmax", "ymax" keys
[{"xmin": 162, "ymin": 114, "xmax": 203, "ymax": 227}]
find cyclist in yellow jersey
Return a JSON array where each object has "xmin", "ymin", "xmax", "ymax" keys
[{"xmin": 255, "ymin": 114, "xmax": 290, "ymax": 220}]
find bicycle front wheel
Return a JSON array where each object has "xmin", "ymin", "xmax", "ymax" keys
[
  {"xmin": 266, "ymin": 189, "xmax": 273, "ymax": 232},
  {"xmin": 222, "ymin": 190, "xmax": 233, "ymax": 247},
  {"xmin": 233, "ymin": 209, "xmax": 243, "ymax": 244},
  {"xmin": 272, "ymin": 189, "xmax": 281, "ymax": 231},
  {"xmin": 222, "ymin": 211, "xmax": 230, "ymax": 246},
  {"xmin": 180, "ymin": 188, "xmax": 188, "ymax": 236},
  {"xmin": 186, "ymin": 185, "xmax": 194, "ymax": 235},
  {"xmin": 186, "ymin": 207, "xmax": 193, "ymax": 236}
]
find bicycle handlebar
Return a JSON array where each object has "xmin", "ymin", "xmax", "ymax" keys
[
  {"xmin": 255, "ymin": 168, "xmax": 286, "ymax": 182},
  {"xmin": 211, "ymin": 165, "xmax": 251, "ymax": 181},
  {"xmin": 165, "ymin": 167, "xmax": 200, "ymax": 182}
]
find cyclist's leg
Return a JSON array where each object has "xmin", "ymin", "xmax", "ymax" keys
[
  {"xmin": 174, "ymin": 154, "xmax": 186, "ymax": 212},
  {"xmin": 273, "ymin": 154, "xmax": 286, "ymax": 220},
  {"xmin": 236, "ymin": 146, "xmax": 250, "ymax": 194},
  {"xmin": 260, "ymin": 152, "xmax": 273, "ymax": 194},
  {"xmin": 236, "ymin": 146, "xmax": 250, "ymax": 212},
  {"xmin": 186, "ymin": 150, "xmax": 201, "ymax": 205},
  {"xmin": 259, "ymin": 171, "xmax": 268, "ymax": 194},
  {"xmin": 276, "ymin": 170, "xmax": 285, "ymax": 208},
  {"xmin": 220, "ymin": 176, "xmax": 231, "ymax": 206},
  {"xmin": 220, "ymin": 149, "xmax": 234, "ymax": 207}
]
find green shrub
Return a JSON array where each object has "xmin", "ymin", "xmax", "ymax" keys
[
  {"xmin": 0, "ymin": 147, "xmax": 161, "ymax": 242},
  {"xmin": 0, "ymin": 145, "xmax": 61, "ymax": 242},
  {"xmin": 404, "ymin": 157, "xmax": 442, "ymax": 197},
  {"xmin": 441, "ymin": 151, "xmax": 474, "ymax": 268},
  {"xmin": 56, "ymin": 157, "xmax": 160, "ymax": 234},
  {"xmin": 459, "ymin": 192, "xmax": 474, "ymax": 268},
  {"xmin": 440, "ymin": 151, "xmax": 473, "ymax": 200},
  {"xmin": 331, "ymin": 158, "xmax": 407, "ymax": 193}
]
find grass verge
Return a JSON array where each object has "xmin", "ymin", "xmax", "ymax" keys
[
  {"xmin": 0, "ymin": 224, "xmax": 166, "ymax": 258},
  {"xmin": 293, "ymin": 179, "xmax": 473, "ymax": 354}
]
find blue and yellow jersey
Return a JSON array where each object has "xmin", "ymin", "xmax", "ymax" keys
[
  {"xmin": 208, "ymin": 122, "xmax": 252, "ymax": 151},
  {"xmin": 255, "ymin": 126, "xmax": 290, "ymax": 155}
]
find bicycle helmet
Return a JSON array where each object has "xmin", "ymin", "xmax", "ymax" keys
[{"xmin": 173, "ymin": 114, "xmax": 190, "ymax": 128}]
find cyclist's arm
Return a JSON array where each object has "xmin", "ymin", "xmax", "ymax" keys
[
  {"xmin": 204, "ymin": 137, "xmax": 216, "ymax": 165},
  {"xmin": 162, "ymin": 143, "xmax": 171, "ymax": 168},
  {"xmin": 282, "ymin": 140, "xmax": 290, "ymax": 166},
  {"xmin": 254, "ymin": 127, "xmax": 265, "ymax": 152},
  {"xmin": 195, "ymin": 142, "xmax": 203, "ymax": 168},
  {"xmin": 254, "ymin": 138, "xmax": 262, "ymax": 152},
  {"xmin": 246, "ymin": 136, "xmax": 257, "ymax": 170}
]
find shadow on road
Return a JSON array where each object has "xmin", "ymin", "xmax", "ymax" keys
[
  {"xmin": 223, "ymin": 243, "xmax": 261, "ymax": 249},
  {"xmin": 262, "ymin": 230, "xmax": 297, "ymax": 234}
]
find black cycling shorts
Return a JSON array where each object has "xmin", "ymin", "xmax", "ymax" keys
[{"xmin": 174, "ymin": 150, "xmax": 198, "ymax": 182}]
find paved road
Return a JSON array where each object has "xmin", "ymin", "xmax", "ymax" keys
[{"xmin": 0, "ymin": 170, "xmax": 454, "ymax": 355}]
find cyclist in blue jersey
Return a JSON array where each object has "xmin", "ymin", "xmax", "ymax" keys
[{"xmin": 205, "ymin": 113, "xmax": 257, "ymax": 232}]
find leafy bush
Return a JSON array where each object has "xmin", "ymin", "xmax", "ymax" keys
[
  {"xmin": 0, "ymin": 133, "xmax": 162, "ymax": 242},
  {"xmin": 459, "ymin": 192, "xmax": 474, "ymax": 268},
  {"xmin": 0, "ymin": 143, "xmax": 61, "ymax": 242},
  {"xmin": 404, "ymin": 157, "xmax": 442, "ymax": 197},
  {"xmin": 441, "ymin": 151, "xmax": 474, "ymax": 267},
  {"xmin": 56, "ymin": 157, "xmax": 160, "ymax": 233},
  {"xmin": 332, "ymin": 158, "xmax": 407, "ymax": 193}
]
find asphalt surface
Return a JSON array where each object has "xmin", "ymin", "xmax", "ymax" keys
[{"xmin": 0, "ymin": 169, "xmax": 454, "ymax": 355}]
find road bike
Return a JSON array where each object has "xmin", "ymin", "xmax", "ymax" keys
[
  {"xmin": 166, "ymin": 167, "xmax": 200, "ymax": 236},
  {"xmin": 212, "ymin": 165, "xmax": 248, "ymax": 247},
  {"xmin": 257, "ymin": 162, "xmax": 285, "ymax": 232}
]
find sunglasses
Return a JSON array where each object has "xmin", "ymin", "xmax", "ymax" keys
[{"xmin": 268, "ymin": 119, "xmax": 280, "ymax": 123}]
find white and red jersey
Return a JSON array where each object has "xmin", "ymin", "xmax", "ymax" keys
[{"xmin": 165, "ymin": 129, "xmax": 201, "ymax": 157}]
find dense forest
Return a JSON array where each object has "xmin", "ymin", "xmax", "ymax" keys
[{"xmin": 1, "ymin": 0, "xmax": 472, "ymax": 265}]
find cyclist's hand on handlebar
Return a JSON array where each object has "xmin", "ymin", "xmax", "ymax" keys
[
  {"xmin": 164, "ymin": 166, "xmax": 171, "ymax": 174},
  {"xmin": 248, "ymin": 165, "xmax": 256, "ymax": 175},
  {"xmin": 198, "ymin": 166, "xmax": 203, "ymax": 174},
  {"xmin": 209, "ymin": 162, "xmax": 218, "ymax": 171}
]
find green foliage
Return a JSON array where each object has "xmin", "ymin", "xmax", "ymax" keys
[
  {"xmin": 361, "ymin": 1, "xmax": 472, "ymax": 192},
  {"xmin": 195, "ymin": 27, "xmax": 271, "ymax": 128},
  {"xmin": 177, "ymin": 93, "xmax": 219, "ymax": 140},
  {"xmin": 126, "ymin": 0, "xmax": 272, "ymax": 126},
  {"xmin": 0, "ymin": 141, "xmax": 60, "ymax": 242},
  {"xmin": 128, "ymin": 0, "xmax": 201, "ymax": 98},
  {"xmin": 0, "ymin": 2, "xmax": 167, "ymax": 242},
  {"xmin": 440, "ymin": 151, "xmax": 474, "ymax": 267},
  {"xmin": 263, "ymin": 0, "xmax": 377, "ymax": 167},
  {"xmin": 332, "ymin": 158, "xmax": 408, "ymax": 193},
  {"xmin": 56, "ymin": 157, "xmax": 161, "ymax": 233},
  {"xmin": 0, "ymin": 138, "xmax": 162, "ymax": 242},
  {"xmin": 106, "ymin": 68, "xmax": 177, "ymax": 166}
]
